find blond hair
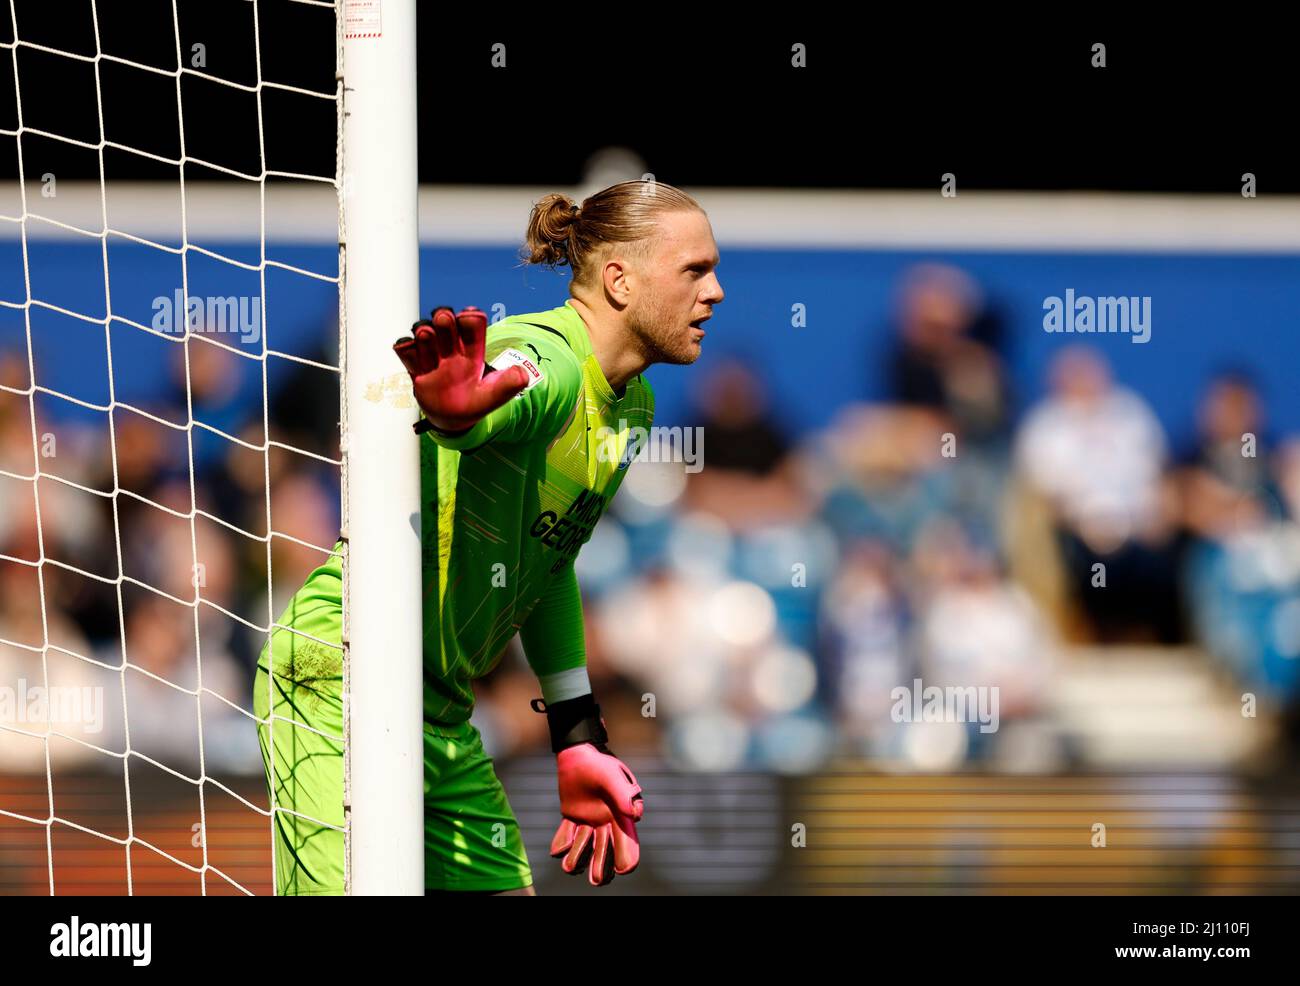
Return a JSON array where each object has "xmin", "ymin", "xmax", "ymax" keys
[{"xmin": 522, "ymin": 180, "xmax": 702, "ymax": 288}]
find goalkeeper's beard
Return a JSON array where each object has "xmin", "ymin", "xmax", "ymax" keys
[{"xmin": 627, "ymin": 293, "xmax": 702, "ymax": 367}]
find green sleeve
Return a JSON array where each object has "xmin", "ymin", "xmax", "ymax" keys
[
  {"xmin": 519, "ymin": 563, "xmax": 587, "ymax": 677},
  {"xmin": 418, "ymin": 323, "xmax": 581, "ymax": 452}
]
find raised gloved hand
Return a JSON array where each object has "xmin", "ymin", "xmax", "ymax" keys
[
  {"xmin": 532, "ymin": 694, "xmax": 643, "ymax": 886},
  {"xmin": 392, "ymin": 305, "xmax": 529, "ymax": 435}
]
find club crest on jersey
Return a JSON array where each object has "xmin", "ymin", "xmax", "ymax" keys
[
  {"xmin": 490, "ymin": 348, "xmax": 545, "ymax": 397},
  {"xmin": 617, "ymin": 432, "xmax": 643, "ymax": 471}
]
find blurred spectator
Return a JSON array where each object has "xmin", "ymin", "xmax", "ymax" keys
[
  {"xmin": 682, "ymin": 359, "xmax": 812, "ymax": 531},
  {"xmin": 1178, "ymin": 369, "xmax": 1282, "ymax": 541},
  {"xmin": 688, "ymin": 358, "xmax": 788, "ymax": 475},
  {"xmin": 269, "ymin": 341, "xmax": 341, "ymax": 462},
  {"xmin": 819, "ymin": 538, "xmax": 910, "ymax": 751},
  {"xmin": 911, "ymin": 518, "xmax": 1056, "ymax": 754},
  {"xmin": 249, "ymin": 469, "xmax": 341, "ymax": 656},
  {"xmin": 1179, "ymin": 376, "xmax": 1300, "ymax": 743},
  {"xmin": 887, "ymin": 263, "xmax": 1009, "ymax": 443},
  {"xmin": 97, "ymin": 594, "xmax": 260, "ymax": 775},
  {"xmin": 0, "ymin": 578, "xmax": 106, "ymax": 773},
  {"xmin": 1014, "ymin": 346, "xmax": 1182, "ymax": 642},
  {"xmin": 167, "ymin": 336, "xmax": 260, "ymax": 473}
]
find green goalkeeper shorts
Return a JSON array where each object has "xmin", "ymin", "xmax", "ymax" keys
[{"xmin": 254, "ymin": 630, "xmax": 533, "ymax": 894}]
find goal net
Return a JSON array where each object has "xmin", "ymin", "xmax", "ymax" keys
[{"xmin": 0, "ymin": 0, "xmax": 422, "ymax": 895}]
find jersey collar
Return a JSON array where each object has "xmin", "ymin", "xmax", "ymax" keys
[{"xmin": 561, "ymin": 300, "xmax": 625, "ymax": 403}]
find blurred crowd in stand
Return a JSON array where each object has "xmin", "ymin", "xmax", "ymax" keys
[{"xmin": 3, "ymin": 262, "xmax": 1298, "ymax": 778}]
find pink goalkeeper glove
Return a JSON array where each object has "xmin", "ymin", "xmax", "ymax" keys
[
  {"xmin": 532, "ymin": 696, "xmax": 644, "ymax": 886},
  {"xmin": 392, "ymin": 305, "xmax": 529, "ymax": 435}
]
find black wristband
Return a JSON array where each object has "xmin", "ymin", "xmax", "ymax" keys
[
  {"xmin": 414, "ymin": 416, "xmax": 472, "ymax": 437},
  {"xmin": 531, "ymin": 694, "xmax": 610, "ymax": 754}
]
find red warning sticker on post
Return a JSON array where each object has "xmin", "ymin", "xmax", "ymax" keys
[{"xmin": 344, "ymin": 0, "xmax": 383, "ymax": 39}]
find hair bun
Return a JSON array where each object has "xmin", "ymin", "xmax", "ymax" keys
[{"xmin": 519, "ymin": 180, "xmax": 702, "ymax": 283}]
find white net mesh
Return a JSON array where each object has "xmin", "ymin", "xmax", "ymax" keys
[{"xmin": 0, "ymin": 0, "xmax": 344, "ymax": 894}]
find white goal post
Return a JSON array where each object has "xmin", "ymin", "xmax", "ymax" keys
[{"xmin": 339, "ymin": 0, "xmax": 424, "ymax": 895}]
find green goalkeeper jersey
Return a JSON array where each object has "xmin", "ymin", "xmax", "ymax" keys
[
  {"xmin": 284, "ymin": 300, "xmax": 653, "ymax": 725},
  {"xmin": 419, "ymin": 299, "xmax": 654, "ymax": 722}
]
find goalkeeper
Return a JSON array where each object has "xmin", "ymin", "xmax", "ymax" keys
[{"xmin": 254, "ymin": 180, "xmax": 723, "ymax": 894}]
